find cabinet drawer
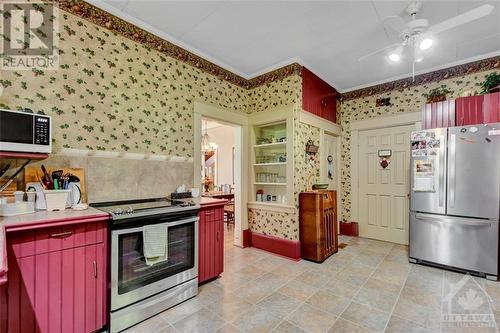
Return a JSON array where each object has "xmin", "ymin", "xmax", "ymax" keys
[
  {"xmin": 200, "ymin": 208, "xmax": 223, "ymax": 222},
  {"xmin": 8, "ymin": 221, "xmax": 106, "ymax": 258}
]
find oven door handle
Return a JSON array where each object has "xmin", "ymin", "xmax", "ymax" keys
[{"xmin": 112, "ymin": 216, "xmax": 199, "ymax": 235}]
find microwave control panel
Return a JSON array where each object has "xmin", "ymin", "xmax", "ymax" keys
[{"xmin": 34, "ymin": 115, "xmax": 50, "ymax": 145}]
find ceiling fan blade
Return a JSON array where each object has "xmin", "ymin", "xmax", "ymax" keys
[
  {"xmin": 358, "ymin": 43, "xmax": 401, "ymax": 62},
  {"xmin": 428, "ymin": 4, "xmax": 494, "ymax": 35}
]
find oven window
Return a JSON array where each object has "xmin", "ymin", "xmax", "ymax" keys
[
  {"xmin": 117, "ymin": 222, "xmax": 195, "ymax": 294},
  {"xmin": 0, "ymin": 111, "xmax": 33, "ymax": 144}
]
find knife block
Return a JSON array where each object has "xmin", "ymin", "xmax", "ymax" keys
[{"xmin": 299, "ymin": 190, "xmax": 338, "ymax": 262}]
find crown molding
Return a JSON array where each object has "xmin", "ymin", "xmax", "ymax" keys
[
  {"xmin": 340, "ymin": 55, "xmax": 500, "ymax": 101},
  {"xmin": 57, "ymin": 0, "xmax": 302, "ymax": 90}
]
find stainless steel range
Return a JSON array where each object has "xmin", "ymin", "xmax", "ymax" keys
[{"xmin": 91, "ymin": 197, "xmax": 200, "ymax": 333}]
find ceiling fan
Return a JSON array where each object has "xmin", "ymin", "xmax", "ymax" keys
[{"xmin": 359, "ymin": 1, "xmax": 494, "ymax": 79}]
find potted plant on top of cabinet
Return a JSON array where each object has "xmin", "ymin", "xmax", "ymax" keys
[
  {"xmin": 423, "ymin": 85, "xmax": 453, "ymax": 103},
  {"xmin": 480, "ymin": 72, "xmax": 500, "ymax": 94}
]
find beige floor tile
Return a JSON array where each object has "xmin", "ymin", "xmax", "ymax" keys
[
  {"xmin": 235, "ymin": 272, "xmax": 290, "ymax": 304},
  {"xmin": 328, "ymin": 318, "xmax": 374, "ymax": 333},
  {"xmin": 257, "ymin": 292, "xmax": 302, "ymax": 318},
  {"xmin": 293, "ymin": 269, "xmax": 332, "ymax": 288},
  {"xmin": 197, "ymin": 282, "xmax": 228, "ymax": 305},
  {"xmin": 323, "ymin": 278, "xmax": 361, "ymax": 299},
  {"xmin": 384, "ymin": 315, "xmax": 433, "ymax": 333},
  {"xmin": 399, "ymin": 284, "xmax": 441, "ymax": 309},
  {"xmin": 216, "ymin": 322, "xmax": 243, "ymax": 333},
  {"xmin": 335, "ymin": 263, "xmax": 375, "ymax": 287},
  {"xmin": 340, "ymin": 302, "xmax": 390, "ymax": 332},
  {"xmin": 271, "ymin": 320, "xmax": 307, "ymax": 333},
  {"xmin": 122, "ymin": 314, "xmax": 171, "ymax": 333},
  {"xmin": 206, "ymin": 293, "xmax": 254, "ymax": 322},
  {"xmin": 371, "ymin": 261, "xmax": 410, "ymax": 286},
  {"xmin": 255, "ymin": 256, "xmax": 293, "ymax": 272},
  {"xmin": 392, "ymin": 297, "xmax": 441, "ymax": 331},
  {"xmin": 161, "ymin": 297, "xmax": 205, "ymax": 324},
  {"xmin": 306, "ymin": 289, "xmax": 351, "ymax": 316},
  {"xmin": 278, "ymin": 279, "xmax": 319, "ymax": 302},
  {"xmin": 287, "ymin": 303, "xmax": 337, "ymax": 333},
  {"xmin": 353, "ymin": 277, "xmax": 401, "ymax": 313},
  {"xmin": 353, "ymin": 249, "xmax": 387, "ymax": 268},
  {"xmin": 366, "ymin": 240, "xmax": 394, "ymax": 254},
  {"xmin": 232, "ymin": 305, "xmax": 284, "ymax": 333},
  {"xmin": 173, "ymin": 308, "xmax": 226, "ymax": 333}
]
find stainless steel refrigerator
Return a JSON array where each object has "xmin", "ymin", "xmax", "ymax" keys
[{"xmin": 409, "ymin": 123, "xmax": 500, "ymax": 280}]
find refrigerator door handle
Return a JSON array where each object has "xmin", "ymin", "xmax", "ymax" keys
[
  {"xmin": 415, "ymin": 213, "xmax": 496, "ymax": 226},
  {"xmin": 449, "ymin": 134, "xmax": 456, "ymax": 207},
  {"xmin": 439, "ymin": 134, "xmax": 445, "ymax": 207}
]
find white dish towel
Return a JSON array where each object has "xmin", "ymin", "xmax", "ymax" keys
[{"xmin": 143, "ymin": 223, "xmax": 168, "ymax": 266}]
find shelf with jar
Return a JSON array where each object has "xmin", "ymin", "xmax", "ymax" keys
[{"xmin": 250, "ymin": 120, "xmax": 293, "ymax": 208}]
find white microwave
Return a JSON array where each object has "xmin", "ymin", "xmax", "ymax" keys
[{"xmin": 0, "ymin": 109, "xmax": 52, "ymax": 153}]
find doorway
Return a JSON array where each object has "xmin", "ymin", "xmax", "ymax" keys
[
  {"xmin": 200, "ymin": 117, "xmax": 239, "ymax": 248},
  {"xmin": 357, "ymin": 124, "xmax": 414, "ymax": 244}
]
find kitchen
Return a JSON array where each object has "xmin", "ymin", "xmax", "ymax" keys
[{"xmin": 0, "ymin": 1, "xmax": 500, "ymax": 332}]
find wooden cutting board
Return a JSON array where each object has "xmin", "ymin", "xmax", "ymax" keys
[{"xmin": 24, "ymin": 167, "xmax": 87, "ymax": 203}]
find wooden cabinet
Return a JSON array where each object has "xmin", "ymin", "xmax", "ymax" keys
[
  {"xmin": 302, "ymin": 67, "xmax": 337, "ymax": 123},
  {"xmin": 5, "ymin": 220, "xmax": 107, "ymax": 333},
  {"xmin": 422, "ymin": 92, "xmax": 500, "ymax": 129},
  {"xmin": 299, "ymin": 190, "xmax": 338, "ymax": 262},
  {"xmin": 456, "ymin": 92, "xmax": 500, "ymax": 126},
  {"xmin": 198, "ymin": 205, "xmax": 224, "ymax": 284},
  {"xmin": 421, "ymin": 99, "xmax": 456, "ymax": 129}
]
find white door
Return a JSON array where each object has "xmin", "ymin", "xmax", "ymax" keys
[
  {"xmin": 358, "ymin": 125, "xmax": 413, "ymax": 244},
  {"xmin": 323, "ymin": 134, "xmax": 337, "ymax": 190}
]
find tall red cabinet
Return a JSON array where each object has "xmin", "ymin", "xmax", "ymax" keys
[{"xmin": 198, "ymin": 204, "xmax": 224, "ymax": 284}]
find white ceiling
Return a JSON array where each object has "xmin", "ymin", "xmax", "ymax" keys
[{"xmin": 90, "ymin": 1, "xmax": 500, "ymax": 92}]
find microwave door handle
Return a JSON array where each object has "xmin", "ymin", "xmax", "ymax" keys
[
  {"xmin": 449, "ymin": 134, "xmax": 456, "ymax": 207},
  {"xmin": 439, "ymin": 134, "xmax": 445, "ymax": 207}
]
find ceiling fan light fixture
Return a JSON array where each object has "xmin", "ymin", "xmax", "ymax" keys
[
  {"xmin": 388, "ymin": 53, "xmax": 401, "ymax": 62},
  {"xmin": 419, "ymin": 38, "xmax": 433, "ymax": 50}
]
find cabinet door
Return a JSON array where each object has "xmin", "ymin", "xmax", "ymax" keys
[
  {"xmin": 214, "ymin": 208, "xmax": 224, "ymax": 278},
  {"xmin": 7, "ymin": 243, "xmax": 105, "ymax": 333},
  {"xmin": 198, "ymin": 207, "xmax": 224, "ymax": 284}
]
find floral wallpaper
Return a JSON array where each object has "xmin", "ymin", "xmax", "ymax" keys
[
  {"xmin": 0, "ymin": 11, "xmax": 248, "ymax": 157},
  {"xmin": 338, "ymin": 69, "xmax": 498, "ymax": 221},
  {"xmin": 247, "ymin": 74, "xmax": 301, "ymax": 113},
  {"xmin": 248, "ymin": 208, "xmax": 298, "ymax": 240}
]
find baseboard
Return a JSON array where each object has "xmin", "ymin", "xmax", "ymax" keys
[
  {"xmin": 242, "ymin": 229, "xmax": 252, "ymax": 248},
  {"xmin": 250, "ymin": 231, "xmax": 301, "ymax": 260}
]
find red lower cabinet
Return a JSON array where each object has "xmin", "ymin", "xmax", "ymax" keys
[
  {"xmin": 198, "ymin": 205, "xmax": 224, "ymax": 284},
  {"xmin": 5, "ymin": 220, "xmax": 107, "ymax": 333}
]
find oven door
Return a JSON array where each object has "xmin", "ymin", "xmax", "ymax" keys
[{"xmin": 110, "ymin": 216, "xmax": 198, "ymax": 311}]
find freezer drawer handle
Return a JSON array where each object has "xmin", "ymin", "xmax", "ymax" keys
[{"xmin": 415, "ymin": 214, "xmax": 493, "ymax": 227}]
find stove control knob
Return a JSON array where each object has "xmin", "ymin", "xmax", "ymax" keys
[
  {"xmin": 125, "ymin": 206, "xmax": 134, "ymax": 214},
  {"xmin": 114, "ymin": 208, "xmax": 123, "ymax": 215}
]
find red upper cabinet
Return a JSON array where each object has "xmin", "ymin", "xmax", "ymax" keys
[
  {"xmin": 456, "ymin": 92, "xmax": 500, "ymax": 126},
  {"xmin": 302, "ymin": 67, "xmax": 337, "ymax": 123},
  {"xmin": 421, "ymin": 92, "xmax": 500, "ymax": 129},
  {"xmin": 421, "ymin": 99, "xmax": 456, "ymax": 129}
]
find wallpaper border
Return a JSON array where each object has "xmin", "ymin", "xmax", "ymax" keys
[
  {"xmin": 341, "ymin": 56, "xmax": 500, "ymax": 101},
  {"xmin": 57, "ymin": 0, "xmax": 302, "ymax": 90}
]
